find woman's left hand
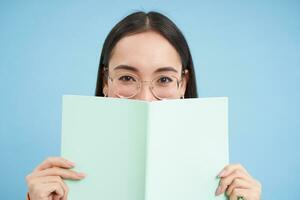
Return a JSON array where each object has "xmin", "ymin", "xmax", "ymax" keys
[{"xmin": 215, "ymin": 163, "xmax": 262, "ymax": 200}]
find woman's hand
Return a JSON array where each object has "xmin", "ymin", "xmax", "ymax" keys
[
  {"xmin": 215, "ymin": 163, "xmax": 262, "ymax": 200},
  {"xmin": 25, "ymin": 157, "xmax": 86, "ymax": 200}
]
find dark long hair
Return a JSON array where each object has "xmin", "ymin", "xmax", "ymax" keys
[{"xmin": 95, "ymin": 11, "xmax": 198, "ymax": 98}]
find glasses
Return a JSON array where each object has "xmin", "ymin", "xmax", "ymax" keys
[{"xmin": 104, "ymin": 69, "xmax": 186, "ymax": 100}]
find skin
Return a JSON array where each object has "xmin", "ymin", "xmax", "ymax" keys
[
  {"xmin": 103, "ymin": 30, "xmax": 188, "ymax": 100},
  {"xmin": 26, "ymin": 31, "xmax": 262, "ymax": 200}
]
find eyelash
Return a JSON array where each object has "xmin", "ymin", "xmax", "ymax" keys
[
  {"xmin": 118, "ymin": 75, "xmax": 174, "ymax": 84},
  {"xmin": 119, "ymin": 75, "xmax": 136, "ymax": 82},
  {"xmin": 157, "ymin": 76, "xmax": 173, "ymax": 83}
]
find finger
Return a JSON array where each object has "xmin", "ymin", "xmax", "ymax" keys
[
  {"xmin": 30, "ymin": 176, "xmax": 69, "ymax": 200},
  {"xmin": 32, "ymin": 182, "xmax": 64, "ymax": 199},
  {"xmin": 47, "ymin": 182, "xmax": 64, "ymax": 198},
  {"xmin": 29, "ymin": 175, "xmax": 62, "ymax": 183},
  {"xmin": 216, "ymin": 169, "xmax": 251, "ymax": 195},
  {"xmin": 62, "ymin": 181, "xmax": 69, "ymax": 200},
  {"xmin": 58, "ymin": 178, "xmax": 69, "ymax": 200},
  {"xmin": 218, "ymin": 163, "xmax": 250, "ymax": 178},
  {"xmin": 229, "ymin": 188, "xmax": 252, "ymax": 200},
  {"xmin": 226, "ymin": 178, "xmax": 251, "ymax": 196},
  {"xmin": 34, "ymin": 157, "xmax": 75, "ymax": 172},
  {"xmin": 48, "ymin": 180, "xmax": 68, "ymax": 200},
  {"xmin": 33, "ymin": 167, "xmax": 86, "ymax": 180},
  {"xmin": 53, "ymin": 194, "xmax": 61, "ymax": 200}
]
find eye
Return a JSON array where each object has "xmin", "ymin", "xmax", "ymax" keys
[
  {"xmin": 118, "ymin": 75, "xmax": 136, "ymax": 82},
  {"xmin": 157, "ymin": 76, "xmax": 173, "ymax": 84}
]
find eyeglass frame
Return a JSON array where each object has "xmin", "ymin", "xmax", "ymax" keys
[{"xmin": 102, "ymin": 66, "xmax": 187, "ymax": 100}]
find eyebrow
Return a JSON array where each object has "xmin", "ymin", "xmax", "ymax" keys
[{"xmin": 113, "ymin": 65, "xmax": 178, "ymax": 73}]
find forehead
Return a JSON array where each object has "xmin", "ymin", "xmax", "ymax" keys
[{"xmin": 109, "ymin": 31, "xmax": 182, "ymax": 74}]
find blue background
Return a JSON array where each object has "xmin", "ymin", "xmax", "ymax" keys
[{"xmin": 0, "ymin": 1, "xmax": 299, "ymax": 199}]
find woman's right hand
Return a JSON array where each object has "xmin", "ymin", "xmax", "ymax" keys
[{"xmin": 25, "ymin": 157, "xmax": 86, "ymax": 200}]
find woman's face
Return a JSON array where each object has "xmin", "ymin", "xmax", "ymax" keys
[{"xmin": 103, "ymin": 31, "xmax": 188, "ymax": 101}]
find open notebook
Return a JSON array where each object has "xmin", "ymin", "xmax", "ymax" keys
[{"xmin": 61, "ymin": 95, "xmax": 229, "ymax": 200}]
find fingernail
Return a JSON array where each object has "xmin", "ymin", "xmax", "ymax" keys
[
  {"xmin": 215, "ymin": 186, "xmax": 222, "ymax": 196},
  {"xmin": 218, "ymin": 169, "xmax": 227, "ymax": 177},
  {"xmin": 77, "ymin": 172, "xmax": 86, "ymax": 178},
  {"xmin": 67, "ymin": 160, "xmax": 76, "ymax": 167}
]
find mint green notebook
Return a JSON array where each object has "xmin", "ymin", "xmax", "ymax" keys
[{"xmin": 61, "ymin": 95, "xmax": 229, "ymax": 200}]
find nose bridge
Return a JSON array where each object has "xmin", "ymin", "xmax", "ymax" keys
[
  {"xmin": 135, "ymin": 81, "xmax": 156, "ymax": 101},
  {"xmin": 140, "ymin": 80, "xmax": 152, "ymax": 86}
]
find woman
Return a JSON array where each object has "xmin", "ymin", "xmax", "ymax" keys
[{"xmin": 25, "ymin": 11, "xmax": 262, "ymax": 200}]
